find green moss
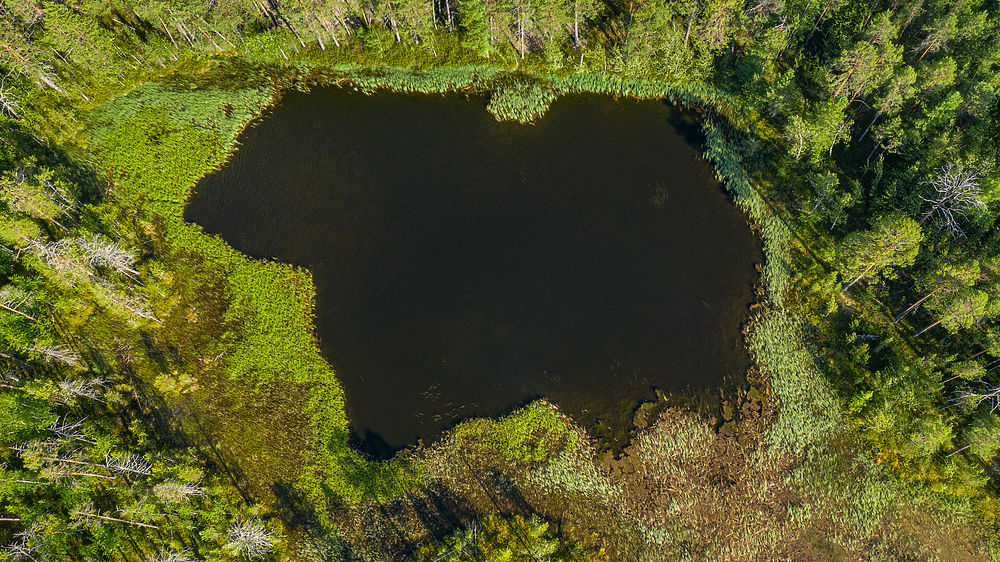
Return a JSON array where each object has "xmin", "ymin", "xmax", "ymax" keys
[
  {"xmin": 72, "ymin": 63, "xmax": 767, "ymax": 524},
  {"xmin": 83, "ymin": 75, "xmax": 425, "ymax": 520},
  {"xmin": 451, "ymin": 402, "xmax": 577, "ymax": 465},
  {"xmin": 76, "ymin": 61, "xmax": 970, "ymax": 557}
]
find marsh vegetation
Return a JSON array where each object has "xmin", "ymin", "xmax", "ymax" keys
[{"xmin": 185, "ymin": 87, "xmax": 760, "ymax": 456}]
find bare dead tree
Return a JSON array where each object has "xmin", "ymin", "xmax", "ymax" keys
[
  {"xmin": 10, "ymin": 440, "xmax": 114, "ymax": 482},
  {"xmin": 951, "ymin": 381, "xmax": 1000, "ymax": 412},
  {"xmin": 104, "ymin": 452, "xmax": 152, "ymax": 477},
  {"xmin": 14, "ymin": 439, "xmax": 83, "ymax": 463},
  {"xmin": 39, "ymin": 464, "xmax": 114, "ymax": 482},
  {"xmin": 75, "ymin": 235, "xmax": 138, "ymax": 277},
  {"xmin": 53, "ymin": 377, "xmax": 106, "ymax": 403},
  {"xmin": 23, "ymin": 235, "xmax": 153, "ymax": 322},
  {"xmin": 0, "ymin": 70, "xmax": 20, "ymax": 118},
  {"xmin": 4, "ymin": 522, "xmax": 47, "ymax": 562},
  {"xmin": 0, "ymin": 285, "xmax": 37, "ymax": 322},
  {"xmin": 920, "ymin": 163, "xmax": 985, "ymax": 237},
  {"xmin": 32, "ymin": 345, "xmax": 83, "ymax": 369},
  {"xmin": 226, "ymin": 517, "xmax": 279, "ymax": 560},
  {"xmin": 9, "ymin": 438, "xmax": 62, "ymax": 457},
  {"xmin": 47, "ymin": 416, "xmax": 94, "ymax": 443},
  {"xmin": 92, "ymin": 281, "xmax": 159, "ymax": 323},
  {"xmin": 40, "ymin": 177, "xmax": 73, "ymax": 211},
  {"xmin": 22, "ymin": 239, "xmax": 87, "ymax": 284},
  {"xmin": 153, "ymin": 479, "xmax": 205, "ymax": 504}
]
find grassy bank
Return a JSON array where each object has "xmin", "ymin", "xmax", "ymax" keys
[
  {"xmin": 78, "ymin": 61, "xmax": 756, "ymax": 514},
  {"xmin": 56, "ymin": 60, "xmax": 990, "ymax": 558}
]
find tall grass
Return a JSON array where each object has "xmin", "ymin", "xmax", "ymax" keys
[
  {"xmin": 86, "ymin": 79, "xmax": 423, "ymax": 521},
  {"xmin": 81, "ymin": 61, "xmax": 840, "ymax": 515},
  {"xmin": 82, "ymin": 61, "xmax": 851, "ymax": 548},
  {"xmin": 703, "ymin": 119, "xmax": 839, "ymax": 455}
]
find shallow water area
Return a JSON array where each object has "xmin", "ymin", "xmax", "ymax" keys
[{"xmin": 185, "ymin": 87, "xmax": 761, "ymax": 457}]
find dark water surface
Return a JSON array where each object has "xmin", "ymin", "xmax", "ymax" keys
[{"xmin": 185, "ymin": 87, "xmax": 761, "ymax": 456}]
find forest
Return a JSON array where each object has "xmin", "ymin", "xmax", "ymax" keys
[{"xmin": 2, "ymin": 0, "xmax": 1000, "ymax": 558}]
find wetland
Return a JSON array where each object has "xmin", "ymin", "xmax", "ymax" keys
[{"xmin": 185, "ymin": 87, "xmax": 761, "ymax": 456}]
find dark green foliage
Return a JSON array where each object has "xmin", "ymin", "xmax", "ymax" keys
[
  {"xmin": 413, "ymin": 514, "xmax": 585, "ymax": 560},
  {"xmin": 838, "ymin": 214, "xmax": 923, "ymax": 291}
]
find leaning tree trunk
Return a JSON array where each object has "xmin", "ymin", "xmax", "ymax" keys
[
  {"xmin": 894, "ymin": 286, "xmax": 942, "ymax": 322},
  {"xmin": 843, "ymin": 263, "xmax": 877, "ymax": 292},
  {"xmin": 946, "ymin": 443, "xmax": 972, "ymax": 457},
  {"xmin": 914, "ymin": 319, "xmax": 941, "ymax": 337},
  {"xmin": 573, "ymin": 0, "xmax": 579, "ymax": 46},
  {"xmin": 858, "ymin": 109, "xmax": 883, "ymax": 142},
  {"xmin": 0, "ymin": 302, "xmax": 36, "ymax": 322}
]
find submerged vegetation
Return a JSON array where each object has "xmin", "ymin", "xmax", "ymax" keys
[{"xmin": 1, "ymin": 0, "xmax": 1000, "ymax": 558}]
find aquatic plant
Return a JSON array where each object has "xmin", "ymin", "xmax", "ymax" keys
[{"xmin": 485, "ymin": 77, "xmax": 557, "ymax": 122}]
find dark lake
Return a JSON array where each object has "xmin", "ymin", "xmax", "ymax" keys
[{"xmin": 185, "ymin": 87, "xmax": 761, "ymax": 457}]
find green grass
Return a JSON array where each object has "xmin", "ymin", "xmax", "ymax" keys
[
  {"xmin": 449, "ymin": 401, "xmax": 578, "ymax": 465},
  {"xmin": 702, "ymin": 119, "xmax": 841, "ymax": 455},
  {"xmin": 73, "ymin": 60, "xmax": 841, "ymax": 538},
  {"xmin": 72, "ymin": 60, "xmax": 986, "ymax": 560},
  {"xmin": 84, "ymin": 76, "xmax": 423, "ymax": 521},
  {"xmin": 71, "ymin": 61, "xmax": 769, "ymax": 521}
]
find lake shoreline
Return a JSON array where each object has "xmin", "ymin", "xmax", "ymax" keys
[{"xmin": 185, "ymin": 83, "xmax": 763, "ymax": 457}]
